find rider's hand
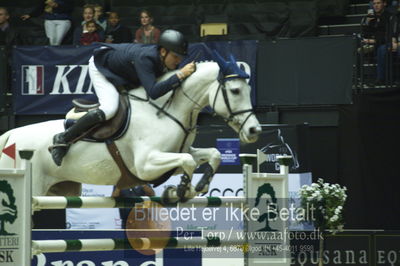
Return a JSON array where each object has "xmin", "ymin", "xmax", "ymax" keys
[{"xmin": 179, "ymin": 61, "xmax": 196, "ymax": 79}]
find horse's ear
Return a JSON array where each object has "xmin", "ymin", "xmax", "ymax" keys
[
  {"xmin": 212, "ymin": 50, "xmax": 226, "ymax": 69},
  {"xmin": 229, "ymin": 54, "xmax": 238, "ymax": 65}
]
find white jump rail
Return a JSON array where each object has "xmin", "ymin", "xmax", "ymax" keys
[
  {"xmin": 31, "ymin": 236, "xmax": 246, "ymax": 255},
  {"xmin": 32, "ymin": 196, "xmax": 247, "ymax": 211}
]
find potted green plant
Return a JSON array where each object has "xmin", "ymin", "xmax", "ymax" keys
[{"xmin": 299, "ymin": 178, "xmax": 347, "ymax": 266}]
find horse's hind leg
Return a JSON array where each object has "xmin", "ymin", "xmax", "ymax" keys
[
  {"xmin": 189, "ymin": 147, "xmax": 221, "ymax": 195},
  {"xmin": 137, "ymin": 151, "xmax": 198, "ymax": 202}
]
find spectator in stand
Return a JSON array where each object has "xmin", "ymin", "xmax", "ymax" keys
[
  {"xmin": 73, "ymin": 4, "xmax": 104, "ymax": 45},
  {"xmin": 134, "ymin": 10, "xmax": 160, "ymax": 44},
  {"xmin": 104, "ymin": 12, "xmax": 132, "ymax": 43},
  {"xmin": 369, "ymin": 0, "xmax": 399, "ymax": 13},
  {"xmin": 93, "ymin": 4, "xmax": 107, "ymax": 30},
  {"xmin": 20, "ymin": 0, "xmax": 73, "ymax": 45},
  {"xmin": 0, "ymin": 7, "xmax": 20, "ymax": 93},
  {"xmin": 361, "ymin": 0, "xmax": 398, "ymax": 85},
  {"xmin": 0, "ymin": 7, "xmax": 19, "ymax": 51},
  {"xmin": 80, "ymin": 20, "xmax": 102, "ymax": 45}
]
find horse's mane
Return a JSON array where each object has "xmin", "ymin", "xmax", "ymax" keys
[
  {"xmin": 157, "ymin": 61, "xmax": 219, "ymax": 83},
  {"xmin": 130, "ymin": 62, "xmax": 220, "ymax": 103}
]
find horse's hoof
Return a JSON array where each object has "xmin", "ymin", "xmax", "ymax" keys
[
  {"xmin": 176, "ymin": 173, "xmax": 192, "ymax": 203},
  {"xmin": 161, "ymin": 185, "xmax": 179, "ymax": 206},
  {"xmin": 177, "ymin": 184, "xmax": 190, "ymax": 203},
  {"xmin": 199, "ymin": 184, "xmax": 209, "ymax": 196}
]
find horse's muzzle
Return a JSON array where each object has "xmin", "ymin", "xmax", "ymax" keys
[{"xmin": 240, "ymin": 125, "xmax": 261, "ymax": 143}]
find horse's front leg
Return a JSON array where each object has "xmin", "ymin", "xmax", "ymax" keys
[
  {"xmin": 137, "ymin": 151, "xmax": 198, "ymax": 202},
  {"xmin": 189, "ymin": 147, "xmax": 221, "ymax": 195}
]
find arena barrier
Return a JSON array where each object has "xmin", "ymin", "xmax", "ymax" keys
[{"xmin": 0, "ymin": 150, "xmax": 292, "ymax": 266}]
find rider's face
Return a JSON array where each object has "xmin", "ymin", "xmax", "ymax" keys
[{"xmin": 160, "ymin": 48, "xmax": 183, "ymax": 70}]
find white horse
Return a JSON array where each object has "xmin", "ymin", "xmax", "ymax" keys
[{"xmin": 0, "ymin": 54, "xmax": 261, "ymax": 202}]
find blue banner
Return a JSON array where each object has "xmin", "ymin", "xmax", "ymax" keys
[
  {"xmin": 13, "ymin": 44, "xmax": 100, "ymax": 115},
  {"xmin": 216, "ymin": 138, "xmax": 240, "ymax": 165},
  {"xmin": 12, "ymin": 41, "xmax": 257, "ymax": 115}
]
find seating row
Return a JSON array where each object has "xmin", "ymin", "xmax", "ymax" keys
[{"xmin": 110, "ymin": 0, "xmax": 264, "ymax": 7}]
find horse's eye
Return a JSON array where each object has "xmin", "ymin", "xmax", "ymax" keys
[{"xmin": 231, "ymin": 88, "xmax": 240, "ymax": 95}]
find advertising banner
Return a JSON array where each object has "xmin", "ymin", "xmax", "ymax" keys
[
  {"xmin": 12, "ymin": 44, "xmax": 101, "ymax": 115},
  {"xmin": 31, "ymin": 230, "xmax": 199, "ymax": 266},
  {"xmin": 66, "ymin": 184, "xmax": 121, "ymax": 230},
  {"xmin": 255, "ymin": 124, "xmax": 310, "ymax": 174},
  {"xmin": 216, "ymin": 138, "xmax": 240, "ymax": 165},
  {"xmin": 12, "ymin": 41, "xmax": 257, "ymax": 115}
]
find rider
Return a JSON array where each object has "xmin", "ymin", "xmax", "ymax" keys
[{"xmin": 50, "ymin": 29, "xmax": 196, "ymax": 166}]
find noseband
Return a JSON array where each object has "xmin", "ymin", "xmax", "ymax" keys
[{"xmin": 211, "ymin": 74, "xmax": 254, "ymax": 133}]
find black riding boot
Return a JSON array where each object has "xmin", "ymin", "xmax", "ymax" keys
[{"xmin": 50, "ymin": 109, "xmax": 106, "ymax": 166}]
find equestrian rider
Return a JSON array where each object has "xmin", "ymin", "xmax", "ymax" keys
[{"xmin": 50, "ymin": 29, "xmax": 196, "ymax": 166}]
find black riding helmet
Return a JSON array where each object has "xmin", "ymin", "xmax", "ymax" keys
[{"xmin": 158, "ymin": 29, "xmax": 188, "ymax": 57}]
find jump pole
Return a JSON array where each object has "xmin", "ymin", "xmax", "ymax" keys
[
  {"xmin": 31, "ymin": 236, "xmax": 246, "ymax": 255},
  {"xmin": 32, "ymin": 196, "xmax": 247, "ymax": 211}
]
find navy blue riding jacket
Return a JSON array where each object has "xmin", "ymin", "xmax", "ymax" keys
[{"xmin": 93, "ymin": 43, "xmax": 182, "ymax": 99}]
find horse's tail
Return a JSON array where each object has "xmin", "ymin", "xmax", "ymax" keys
[{"xmin": 0, "ymin": 130, "xmax": 12, "ymax": 159}]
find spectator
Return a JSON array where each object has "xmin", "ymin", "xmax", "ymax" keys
[
  {"xmin": 20, "ymin": 0, "xmax": 73, "ymax": 45},
  {"xmin": 80, "ymin": 20, "xmax": 102, "ymax": 45},
  {"xmin": 93, "ymin": 4, "xmax": 107, "ymax": 30},
  {"xmin": 361, "ymin": 0, "xmax": 397, "ymax": 85},
  {"xmin": 104, "ymin": 12, "xmax": 132, "ymax": 43},
  {"xmin": 134, "ymin": 10, "xmax": 160, "ymax": 44},
  {"xmin": 73, "ymin": 4, "xmax": 104, "ymax": 45},
  {"xmin": 369, "ymin": 0, "xmax": 399, "ymax": 13},
  {"xmin": 0, "ymin": 7, "xmax": 19, "ymax": 51},
  {"xmin": 0, "ymin": 7, "xmax": 20, "ymax": 93}
]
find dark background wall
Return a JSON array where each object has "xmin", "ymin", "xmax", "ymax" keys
[
  {"xmin": 256, "ymin": 37, "xmax": 355, "ymax": 106},
  {"xmin": 338, "ymin": 89, "xmax": 400, "ymax": 230}
]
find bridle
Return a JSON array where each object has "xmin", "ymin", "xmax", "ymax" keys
[{"xmin": 210, "ymin": 73, "xmax": 255, "ymax": 133}]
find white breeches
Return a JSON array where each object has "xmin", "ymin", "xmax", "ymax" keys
[
  {"xmin": 88, "ymin": 56, "xmax": 119, "ymax": 120},
  {"xmin": 44, "ymin": 19, "xmax": 71, "ymax": 45}
]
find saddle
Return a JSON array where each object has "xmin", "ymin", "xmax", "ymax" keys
[
  {"xmin": 65, "ymin": 94, "xmax": 173, "ymax": 189},
  {"xmin": 65, "ymin": 95, "xmax": 130, "ymax": 142}
]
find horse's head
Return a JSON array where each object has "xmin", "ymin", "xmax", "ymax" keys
[{"xmin": 210, "ymin": 51, "xmax": 261, "ymax": 143}]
